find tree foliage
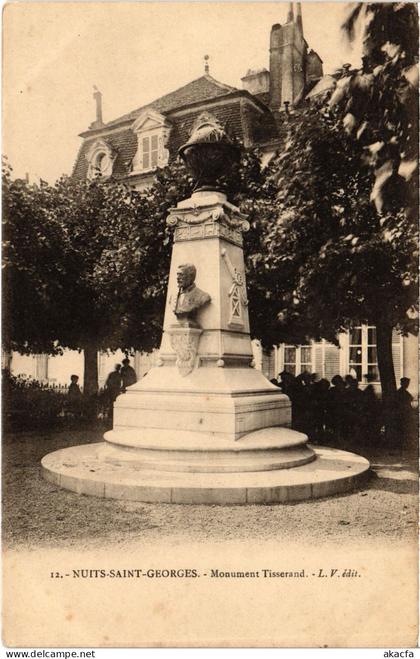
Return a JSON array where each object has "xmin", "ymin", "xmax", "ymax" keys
[
  {"xmin": 3, "ymin": 158, "xmax": 192, "ymax": 392},
  {"xmin": 255, "ymin": 108, "xmax": 418, "ymax": 344},
  {"xmin": 3, "ymin": 162, "xmax": 166, "ymax": 357},
  {"xmin": 334, "ymin": 2, "xmax": 418, "ymax": 215}
]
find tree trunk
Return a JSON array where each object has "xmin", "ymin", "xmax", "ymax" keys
[
  {"xmin": 376, "ymin": 322, "xmax": 397, "ymax": 440},
  {"xmin": 1, "ymin": 349, "xmax": 12, "ymax": 371},
  {"xmin": 83, "ymin": 344, "xmax": 98, "ymax": 397}
]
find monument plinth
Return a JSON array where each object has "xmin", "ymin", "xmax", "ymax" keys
[{"xmin": 42, "ymin": 113, "xmax": 369, "ymax": 503}]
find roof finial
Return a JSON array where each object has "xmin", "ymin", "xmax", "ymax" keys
[
  {"xmin": 286, "ymin": 2, "xmax": 294, "ymax": 22},
  {"xmin": 204, "ymin": 54, "xmax": 210, "ymax": 75}
]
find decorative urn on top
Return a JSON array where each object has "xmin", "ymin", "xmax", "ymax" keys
[{"xmin": 178, "ymin": 112, "xmax": 240, "ymax": 192}]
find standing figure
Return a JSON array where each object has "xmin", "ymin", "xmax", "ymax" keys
[
  {"xmin": 361, "ymin": 383, "xmax": 381, "ymax": 443},
  {"xmin": 343, "ymin": 376, "xmax": 363, "ymax": 444},
  {"xmin": 67, "ymin": 374, "xmax": 82, "ymax": 420},
  {"xmin": 395, "ymin": 377, "xmax": 415, "ymax": 446},
  {"xmin": 105, "ymin": 364, "xmax": 122, "ymax": 424},
  {"xmin": 121, "ymin": 358, "xmax": 137, "ymax": 392},
  {"xmin": 327, "ymin": 375, "xmax": 346, "ymax": 441}
]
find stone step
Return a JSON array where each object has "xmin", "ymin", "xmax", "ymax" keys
[
  {"xmin": 41, "ymin": 442, "xmax": 370, "ymax": 504},
  {"xmin": 104, "ymin": 426, "xmax": 308, "ymax": 451},
  {"xmin": 100, "ymin": 444, "xmax": 316, "ymax": 473}
]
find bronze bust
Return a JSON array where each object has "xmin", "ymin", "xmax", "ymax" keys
[{"xmin": 171, "ymin": 263, "xmax": 211, "ymax": 327}]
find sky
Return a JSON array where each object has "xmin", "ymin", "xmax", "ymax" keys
[{"xmin": 3, "ymin": 1, "xmax": 363, "ymax": 183}]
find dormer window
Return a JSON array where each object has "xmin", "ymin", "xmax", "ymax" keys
[
  {"xmin": 131, "ymin": 110, "xmax": 171, "ymax": 174},
  {"xmin": 85, "ymin": 139, "xmax": 116, "ymax": 180}
]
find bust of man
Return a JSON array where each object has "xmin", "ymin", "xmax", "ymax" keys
[{"xmin": 171, "ymin": 263, "xmax": 211, "ymax": 327}]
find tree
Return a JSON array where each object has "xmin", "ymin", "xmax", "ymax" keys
[
  {"xmin": 334, "ymin": 3, "xmax": 418, "ymax": 401},
  {"xmin": 250, "ymin": 102, "xmax": 417, "ymax": 405},
  {"xmin": 3, "ymin": 160, "xmax": 185, "ymax": 395}
]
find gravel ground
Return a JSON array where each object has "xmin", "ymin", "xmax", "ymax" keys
[{"xmin": 2, "ymin": 427, "xmax": 418, "ymax": 550}]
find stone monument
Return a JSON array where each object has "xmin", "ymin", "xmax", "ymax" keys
[{"xmin": 42, "ymin": 112, "xmax": 369, "ymax": 503}]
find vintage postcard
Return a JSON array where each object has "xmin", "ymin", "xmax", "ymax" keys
[{"xmin": 2, "ymin": 1, "xmax": 418, "ymax": 648}]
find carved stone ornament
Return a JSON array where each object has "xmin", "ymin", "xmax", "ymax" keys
[
  {"xmin": 169, "ymin": 327, "xmax": 203, "ymax": 376},
  {"xmin": 167, "ymin": 202, "xmax": 250, "ymax": 247},
  {"xmin": 168, "ymin": 205, "xmax": 249, "ymax": 231}
]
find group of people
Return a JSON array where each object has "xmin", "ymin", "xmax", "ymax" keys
[
  {"xmin": 105, "ymin": 358, "xmax": 138, "ymax": 396},
  {"xmin": 66, "ymin": 360, "xmax": 415, "ymax": 443},
  {"xmin": 104, "ymin": 358, "xmax": 138, "ymax": 422},
  {"xmin": 66, "ymin": 358, "xmax": 138, "ymax": 423},
  {"xmin": 271, "ymin": 371, "xmax": 415, "ymax": 446}
]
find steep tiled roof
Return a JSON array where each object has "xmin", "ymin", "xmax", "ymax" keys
[
  {"xmin": 72, "ymin": 130, "xmax": 138, "ymax": 180},
  {"xmin": 73, "ymin": 98, "xmax": 249, "ymax": 181},
  {"xmin": 104, "ymin": 75, "xmax": 238, "ymax": 128},
  {"xmin": 73, "ymin": 73, "xmax": 279, "ymax": 181}
]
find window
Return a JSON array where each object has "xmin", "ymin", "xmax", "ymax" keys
[
  {"xmin": 131, "ymin": 110, "xmax": 171, "ymax": 174},
  {"xmin": 282, "ymin": 345, "xmax": 312, "ymax": 376},
  {"xmin": 95, "ymin": 152, "xmax": 111, "ymax": 176},
  {"xmin": 85, "ymin": 140, "xmax": 115, "ymax": 180},
  {"xmin": 348, "ymin": 325, "xmax": 379, "ymax": 382}
]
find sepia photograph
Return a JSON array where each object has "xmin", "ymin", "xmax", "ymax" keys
[{"xmin": 2, "ymin": 1, "xmax": 419, "ymax": 648}]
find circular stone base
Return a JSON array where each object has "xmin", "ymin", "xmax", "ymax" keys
[
  {"xmin": 101, "ymin": 427, "xmax": 315, "ymax": 473},
  {"xmin": 41, "ymin": 442, "xmax": 370, "ymax": 504}
]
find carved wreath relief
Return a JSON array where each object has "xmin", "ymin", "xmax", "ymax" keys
[{"xmin": 169, "ymin": 329, "xmax": 202, "ymax": 377}]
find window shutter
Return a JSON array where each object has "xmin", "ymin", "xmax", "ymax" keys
[
  {"xmin": 313, "ymin": 343, "xmax": 323, "ymax": 377},
  {"xmin": 324, "ymin": 343, "xmax": 341, "ymax": 381},
  {"xmin": 392, "ymin": 332, "xmax": 402, "ymax": 382},
  {"xmin": 151, "ymin": 134, "xmax": 158, "ymax": 168},
  {"xmin": 142, "ymin": 137, "xmax": 150, "ymax": 169},
  {"xmin": 267, "ymin": 349, "xmax": 276, "ymax": 380}
]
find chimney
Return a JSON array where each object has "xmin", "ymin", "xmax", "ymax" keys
[
  {"xmin": 91, "ymin": 86, "xmax": 104, "ymax": 129},
  {"xmin": 295, "ymin": 2, "xmax": 303, "ymax": 34},
  {"xmin": 269, "ymin": 23, "xmax": 283, "ymax": 111}
]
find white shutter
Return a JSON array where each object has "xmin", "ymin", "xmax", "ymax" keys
[
  {"xmin": 324, "ymin": 343, "xmax": 341, "ymax": 382},
  {"xmin": 392, "ymin": 332, "xmax": 402, "ymax": 382},
  {"xmin": 313, "ymin": 343, "xmax": 323, "ymax": 378},
  {"xmin": 267, "ymin": 348, "xmax": 276, "ymax": 379},
  {"xmin": 262, "ymin": 350, "xmax": 271, "ymax": 379}
]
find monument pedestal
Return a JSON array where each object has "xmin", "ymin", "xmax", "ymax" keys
[{"xmin": 42, "ymin": 189, "xmax": 369, "ymax": 503}]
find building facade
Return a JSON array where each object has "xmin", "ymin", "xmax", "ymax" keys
[{"xmin": 252, "ymin": 327, "xmax": 417, "ymax": 396}]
